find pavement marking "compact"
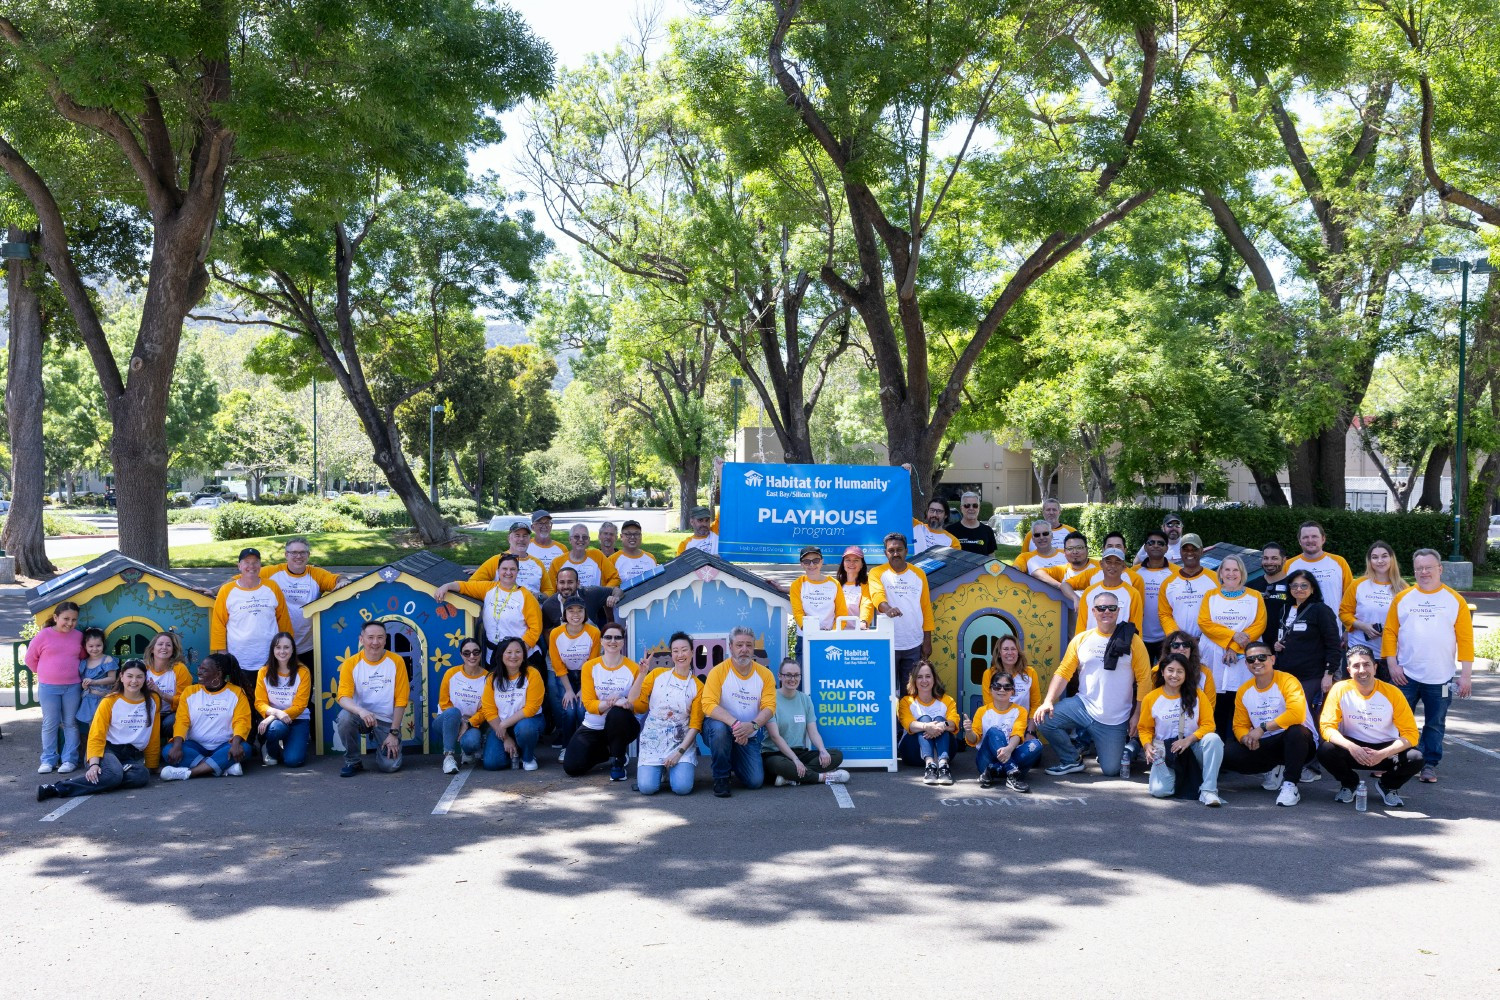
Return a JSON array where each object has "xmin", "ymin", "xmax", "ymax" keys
[
  {"xmin": 432, "ymin": 768, "xmax": 474, "ymax": 815},
  {"xmin": 1450, "ymin": 736, "xmax": 1500, "ymax": 762},
  {"xmin": 829, "ymin": 783, "xmax": 854, "ymax": 809},
  {"xmin": 40, "ymin": 797, "xmax": 90, "ymax": 823}
]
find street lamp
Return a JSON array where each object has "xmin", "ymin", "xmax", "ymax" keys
[
  {"xmin": 729, "ymin": 377, "xmax": 743, "ymax": 460},
  {"xmin": 429, "ymin": 403, "xmax": 445, "ymax": 504},
  {"xmin": 1431, "ymin": 256, "xmax": 1496, "ymax": 561}
]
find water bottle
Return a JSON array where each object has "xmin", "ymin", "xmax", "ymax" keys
[{"xmin": 1355, "ymin": 780, "xmax": 1367, "ymax": 813}]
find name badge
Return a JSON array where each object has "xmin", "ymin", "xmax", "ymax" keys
[
  {"xmin": 1292, "ymin": 623, "xmax": 1307, "ymax": 632},
  {"xmin": 793, "ymin": 714, "xmax": 806, "ymax": 723}
]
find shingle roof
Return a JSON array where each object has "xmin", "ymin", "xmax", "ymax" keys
[
  {"xmin": 25, "ymin": 550, "xmax": 211, "ymax": 614},
  {"xmin": 617, "ymin": 547, "xmax": 787, "ymax": 601}
]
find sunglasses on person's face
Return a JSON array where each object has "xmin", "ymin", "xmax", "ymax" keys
[
  {"xmin": 1290, "ymin": 582, "xmax": 1312, "ymax": 590},
  {"xmin": 462, "ymin": 648, "xmax": 482, "ymax": 657},
  {"xmin": 1169, "ymin": 640, "xmax": 1192, "ymax": 649},
  {"xmin": 991, "ymin": 684, "xmax": 1014, "ymax": 692},
  {"xmin": 1246, "ymin": 654, "xmax": 1272, "ymax": 663},
  {"xmin": 962, "ymin": 503, "xmax": 979, "ymax": 509},
  {"xmin": 602, "ymin": 634, "xmax": 624, "ymax": 641},
  {"xmin": 1146, "ymin": 540, "xmax": 1166, "ymax": 546},
  {"xmin": 1094, "ymin": 605, "xmax": 1119, "ymax": 614}
]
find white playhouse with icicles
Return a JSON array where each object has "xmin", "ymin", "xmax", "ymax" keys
[{"xmin": 614, "ymin": 548, "xmax": 791, "ymax": 680}]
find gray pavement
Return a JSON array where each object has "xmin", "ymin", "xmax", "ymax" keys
[{"xmin": 1, "ymin": 674, "xmax": 1498, "ymax": 995}]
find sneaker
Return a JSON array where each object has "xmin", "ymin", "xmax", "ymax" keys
[
  {"xmin": 340, "ymin": 760, "xmax": 363, "ymax": 778},
  {"xmin": 922, "ymin": 762, "xmax": 938, "ymax": 785},
  {"xmin": 37, "ymin": 763, "xmax": 55, "ymax": 774},
  {"xmin": 1419, "ymin": 765, "xmax": 1438, "ymax": 783},
  {"xmin": 823, "ymin": 769, "xmax": 850, "ymax": 784},
  {"xmin": 159, "ymin": 766, "xmax": 192, "ymax": 782},
  {"xmin": 1260, "ymin": 765, "xmax": 1285, "ymax": 791},
  {"xmin": 225, "ymin": 762, "xmax": 243, "ymax": 777},
  {"xmin": 1299, "ymin": 766, "xmax": 1322, "ymax": 783},
  {"xmin": 609, "ymin": 760, "xmax": 627, "ymax": 782},
  {"xmin": 1045, "ymin": 760, "xmax": 1085, "ymax": 777},
  {"xmin": 459, "ymin": 751, "xmax": 474, "ymax": 766},
  {"xmin": 774, "ymin": 775, "xmax": 791, "ymax": 787},
  {"xmin": 37, "ymin": 784, "xmax": 59, "ymax": 802},
  {"xmin": 57, "ymin": 762, "xmax": 77, "ymax": 774},
  {"xmin": 1378, "ymin": 786, "xmax": 1404, "ymax": 808},
  {"xmin": 1275, "ymin": 781, "xmax": 1301, "ymax": 807},
  {"xmin": 937, "ymin": 761, "xmax": 954, "ymax": 785},
  {"xmin": 1198, "ymin": 790, "xmax": 1224, "ymax": 807},
  {"xmin": 550, "ymin": 740, "xmax": 565, "ymax": 750},
  {"xmin": 713, "ymin": 777, "xmax": 731, "ymax": 798},
  {"xmin": 979, "ymin": 768, "xmax": 996, "ymax": 789},
  {"xmin": 442, "ymin": 753, "xmax": 458, "ymax": 775},
  {"xmin": 1333, "ymin": 786, "xmax": 1355, "ymax": 804},
  {"xmin": 521, "ymin": 757, "xmax": 538, "ymax": 771},
  {"xmin": 1119, "ymin": 751, "xmax": 1132, "ymax": 779},
  {"xmin": 261, "ymin": 746, "xmax": 276, "ymax": 767},
  {"xmin": 1004, "ymin": 773, "xmax": 1031, "ymax": 793}
]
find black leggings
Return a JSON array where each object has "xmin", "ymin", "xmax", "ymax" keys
[
  {"xmin": 48, "ymin": 746, "xmax": 149, "ymax": 798},
  {"xmin": 1222, "ymin": 725, "xmax": 1314, "ymax": 779},
  {"xmin": 1214, "ymin": 692, "xmax": 1237, "ymax": 740},
  {"xmin": 562, "ymin": 707, "xmax": 640, "ymax": 776},
  {"xmin": 1317, "ymin": 738, "xmax": 1424, "ymax": 791}
]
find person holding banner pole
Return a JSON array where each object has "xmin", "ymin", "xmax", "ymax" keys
[
  {"xmin": 870, "ymin": 533, "xmax": 934, "ymax": 695},
  {"xmin": 676, "ymin": 506, "xmax": 720, "ymax": 556},
  {"xmin": 764, "ymin": 658, "xmax": 850, "ymax": 786}
]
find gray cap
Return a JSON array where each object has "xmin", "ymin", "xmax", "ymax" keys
[
  {"xmin": 1179, "ymin": 533, "xmax": 1203, "ymax": 549},
  {"xmin": 530, "ymin": 510, "xmax": 551, "ymax": 523},
  {"xmin": 690, "ymin": 506, "xmax": 713, "ymax": 520},
  {"xmin": 508, "ymin": 520, "xmax": 532, "ymax": 534},
  {"xmin": 1101, "ymin": 546, "xmax": 1127, "ymax": 561}
]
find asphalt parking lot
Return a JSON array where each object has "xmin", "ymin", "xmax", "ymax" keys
[{"xmin": 3, "ymin": 673, "xmax": 1498, "ymax": 997}]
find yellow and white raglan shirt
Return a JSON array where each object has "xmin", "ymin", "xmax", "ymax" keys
[
  {"xmin": 438, "ymin": 666, "xmax": 488, "ymax": 724},
  {"xmin": 1034, "ymin": 559, "xmax": 1100, "ymax": 587},
  {"xmin": 1054, "ymin": 629, "xmax": 1152, "ymax": 726},
  {"xmin": 87, "ymin": 692, "xmax": 162, "ymax": 768},
  {"xmin": 676, "ymin": 532, "xmax": 720, "ymax": 556},
  {"xmin": 1014, "ymin": 547, "xmax": 1070, "ymax": 575},
  {"xmin": 702, "ymin": 659, "xmax": 776, "ymax": 725},
  {"xmin": 868, "ymin": 563, "xmax": 934, "ymax": 652},
  {"xmin": 1071, "ymin": 578, "xmax": 1147, "ymax": 634},
  {"xmin": 1197, "ymin": 588, "xmax": 1267, "ymax": 693},
  {"xmin": 911, "ymin": 519, "xmax": 960, "ymax": 554},
  {"xmin": 898, "ymin": 693, "xmax": 960, "ymax": 732},
  {"xmin": 1381, "ymin": 584, "xmax": 1475, "ymax": 684},
  {"xmin": 1319, "ymin": 678, "xmax": 1419, "ymax": 746},
  {"xmin": 1339, "ymin": 575, "xmax": 1397, "ymax": 648},
  {"xmin": 609, "ymin": 549, "xmax": 660, "ymax": 587},
  {"xmin": 147, "ymin": 661, "xmax": 194, "ymax": 713},
  {"xmin": 548, "ymin": 623, "xmax": 601, "ymax": 678},
  {"xmin": 474, "ymin": 667, "xmax": 546, "ymax": 728},
  {"xmin": 1023, "ymin": 522, "xmax": 1077, "ymax": 554},
  {"xmin": 790, "ymin": 575, "xmax": 851, "ymax": 634},
  {"xmin": 336, "ymin": 652, "xmax": 409, "ymax": 724},
  {"xmin": 980, "ymin": 665, "xmax": 1043, "ymax": 713},
  {"xmin": 579, "ymin": 656, "xmax": 640, "ymax": 730},
  {"xmin": 1137, "ymin": 687, "xmax": 1213, "ymax": 746},
  {"xmin": 173, "ymin": 682, "xmax": 252, "ymax": 749},
  {"xmin": 1286, "ymin": 551, "xmax": 1354, "ymax": 631},
  {"xmin": 254, "ymin": 666, "xmax": 313, "ymax": 722},
  {"xmin": 470, "ymin": 552, "xmax": 555, "ymax": 599},
  {"xmin": 1158, "ymin": 567, "xmax": 1220, "ymax": 638},
  {"xmin": 528, "ymin": 538, "xmax": 568, "ymax": 565},
  {"xmin": 550, "ymin": 550, "xmax": 619, "ymax": 589},
  {"xmin": 210, "ymin": 579, "xmax": 293, "ymax": 674},
  {"xmin": 965, "ymin": 701, "xmax": 1028, "ymax": 748},
  {"xmin": 1233, "ymin": 671, "xmax": 1308, "ymax": 740},
  {"xmin": 452, "ymin": 580, "xmax": 543, "ymax": 652},
  {"xmin": 260, "ymin": 563, "xmax": 340, "ymax": 654},
  {"xmin": 840, "ymin": 581, "xmax": 874, "ymax": 626}
]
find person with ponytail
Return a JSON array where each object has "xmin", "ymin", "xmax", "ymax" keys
[{"xmin": 38, "ymin": 659, "xmax": 160, "ymax": 802}]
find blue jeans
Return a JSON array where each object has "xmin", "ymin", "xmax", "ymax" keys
[
  {"xmin": 435, "ymin": 707, "xmax": 484, "ymax": 756},
  {"xmin": 975, "ymin": 730, "xmax": 1043, "ymax": 775},
  {"xmin": 264, "ymin": 719, "xmax": 311, "ymax": 767},
  {"xmin": 546, "ymin": 671, "xmax": 585, "ymax": 746},
  {"xmin": 482, "ymin": 715, "xmax": 544, "ymax": 770},
  {"xmin": 1400, "ymin": 679, "xmax": 1453, "ymax": 767},
  {"xmin": 704, "ymin": 719, "xmax": 765, "ymax": 788},
  {"xmin": 1148, "ymin": 733, "xmax": 1225, "ymax": 797},
  {"xmin": 898, "ymin": 730, "xmax": 953, "ymax": 765},
  {"xmin": 1037, "ymin": 695, "xmax": 1130, "ymax": 775},
  {"xmin": 38, "ymin": 682, "xmax": 83, "ymax": 767},
  {"xmin": 181, "ymin": 739, "xmax": 233, "ymax": 775},
  {"xmin": 637, "ymin": 760, "xmax": 697, "ymax": 795}
]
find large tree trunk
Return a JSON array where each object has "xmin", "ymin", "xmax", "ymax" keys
[
  {"xmin": 1466, "ymin": 452, "xmax": 1498, "ymax": 567},
  {"xmin": 675, "ymin": 455, "xmax": 701, "ymax": 531},
  {"xmin": 352, "ymin": 399, "xmax": 452, "ymax": 543},
  {"xmin": 1249, "ymin": 464, "xmax": 1289, "ymax": 507},
  {"xmin": 1288, "ymin": 423, "xmax": 1347, "ymax": 508},
  {"xmin": 2, "ymin": 228, "xmax": 55, "ymax": 576},
  {"xmin": 1414, "ymin": 444, "xmax": 1449, "ymax": 511}
]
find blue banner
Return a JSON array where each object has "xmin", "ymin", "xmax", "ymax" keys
[
  {"xmin": 803, "ymin": 629, "xmax": 897, "ymax": 769},
  {"xmin": 719, "ymin": 461, "xmax": 911, "ymax": 563}
]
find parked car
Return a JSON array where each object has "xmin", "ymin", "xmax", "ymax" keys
[
  {"xmin": 987, "ymin": 513, "xmax": 1027, "ymax": 547},
  {"xmin": 374, "ymin": 489, "xmax": 391, "ymax": 499},
  {"xmin": 1488, "ymin": 514, "xmax": 1500, "ymax": 545},
  {"xmin": 0, "ymin": 497, "xmax": 10, "ymax": 514},
  {"xmin": 324, "ymin": 490, "xmax": 343, "ymax": 500},
  {"xmin": 192, "ymin": 496, "xmax": 228, "ymax": 509}
]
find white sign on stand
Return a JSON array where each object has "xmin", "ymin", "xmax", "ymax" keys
[{"xmin": 801, "ymin": 616, "xmax": 898, "ymax": 771}]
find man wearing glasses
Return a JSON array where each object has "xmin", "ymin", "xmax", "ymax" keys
[
  {"xmin": 1221, "ymin": 639, "xmax": 1314, "ymax": 807},
  {"xmin": 912, "ymin": 499, "xmax": 961, "ymax": 554},
  {"xmin": 948, "ymin": 491, "xmax": 997, "ymax": 556},
  {"xmin": 1034, "ymin": 590, "xmax": 1151, "ymax": 777},
  {"xmin": 1015, "ymin": 520, "xmax": 1069, "ymax": 575},
  {"xmin": 261, "ymin": 537, "xmax": 348, "ymax": 669},
  {"xmin": 1134, "ymin": 513, "xmax": 1184, "ymax": 564},
  {"xmin": 1022, "ymin": 498, "xmax": 1075, "ymax": 554}
]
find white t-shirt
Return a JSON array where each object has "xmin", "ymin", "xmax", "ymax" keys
[
  {"xmin": 1160, "ymin": 570, "xmax": 1218, "ymax": 638},
  {"xmin": 529, "ymin": 539, "xmax": 567, "ymax": 564}
]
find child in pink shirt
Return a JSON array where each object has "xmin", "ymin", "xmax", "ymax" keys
[{"xmin": 25, "ymin": 601, "xmax": 85, "ymax": 773}]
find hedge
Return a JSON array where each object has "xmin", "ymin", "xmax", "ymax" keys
[
  {"xmin": 211, "ymin": 504, "xmax": 296, "ymax": 540},
  {"xmin": 1064, "ymin": 505, "xmax": 1450, "ymax": 575},
  {"xmin": 212, "ymin": 495, "xmax": 480, "ymax": 539},
  {"xmin": 0, "ymin": 512, "xmax": 103, "ymax": 537}
]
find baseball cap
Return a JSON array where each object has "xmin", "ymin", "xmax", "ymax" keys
[
  {"xmin": 530, "ymin": 510, "xmax": 551, "ymax": 522},
  {"xmin": 1179, "ymin": 533, "xmax": 1204, "ymax": 549},
  {"xmin": 799, "ymin": 545, "xmax": 823, "ymax": 561},
  {"xmin": 690, "ymin": 505, "xmax": 712, "ymax": 519},
  {"xmin": 1163, "ymin": 514, "xmax": 1184, "ymax": 526},
  {"xmin": 562, "ymin": 595, "xmax": 586, "ymax": 610},
  {"xmin": 238, "ymin": 547, "xmax": 261, "ymax": 561},
  {"xmin": 1101, "ymin": 546, "xmax": 1126, "ymax": 561},
  {"xmin": 842, "ymin": 545, "xmax": 865, "ymax": 559},
  {"xmin": 508, "ymin": 520, "xmax": 532, "ymax": 533}
]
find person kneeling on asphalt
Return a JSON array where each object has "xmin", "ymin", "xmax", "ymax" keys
[
  {"xmin": 334, "ymin": 620, "xmax": 409, "ymax": 777},
  {"xmin": 763, "ymin": 657, "xmax": 849, "ymax": 787},
  {"xmin": 962, "ymin": 671, "xmax": 1042, "ymax": 792},
  {"xmin": 701, "ymin": 626, "xmax": 776, "ymax": 797},
  {"xmin": 1318, "ymin": 645, "xmax": 1423, "ymax": 809},
  {"xmin": 160, "ymin": 653, "xmax": 252, "ymax": 782},
  {"xmin": 1221, "ymin": 640, "xmax": 1313, "ymax": 806},
  {"xmin": 1138, "ymin": 652, "xmax": 1225, "ymax": 806},
  {"xmin": 898, "ymin": 660, "xmax": 959, "ymax": 785},
  {"xmin": 1034, "ymin": 590, "xmax": 1150, "ymax": 778}
]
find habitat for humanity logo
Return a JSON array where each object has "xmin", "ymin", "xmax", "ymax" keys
[
  {"xmin": 824, "ymin": 647, "xmax": 844, "ymax": 661},
  {"xmin": 743, "ymin": 470, "xmax": 765, "ymax": 487}
]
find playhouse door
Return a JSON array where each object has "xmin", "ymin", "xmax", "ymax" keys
[
  {"xmin": 106, "ymin": 621, "xmax": 158, "ymax": 661},
  {"xmin": 383, "ymin": 621, "xmax": 425, "ymax": 751},
  {"xmin": 960, "ymin": 614, "xmax": 1016, "ymax": 716}
]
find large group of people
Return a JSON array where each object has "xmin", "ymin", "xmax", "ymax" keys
[{"xmin": 29, "ymin": 502, "xmax": 1476, "ymax": 812}]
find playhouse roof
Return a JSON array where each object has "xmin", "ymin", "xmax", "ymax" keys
[
  {"xmin": 909, "ymin": 547, "xmax": 1005, "ymax": 590},
  {"xmin": 25, "ymin": 550, "xmax": 212, "ymax": 615},
  {"xmin": 616, "ymin": 548, "xmax": 788, "ymax": 607},
  {"xmin": 301, "ymin": 550, "xmax": 481, "ymax": 616}
]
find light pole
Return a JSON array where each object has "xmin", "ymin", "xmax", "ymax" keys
[
  {"xmin": 729, "ymin": 377, "xmax": 743, "ymax": 460},
  {"xmin": 311, "ymin": 378, "xmax": 319, "ymax": 496},
  {"xmin": 1432, "ymin": 256, "xmax": 1496, "ymax": 560},
  {"xmin": 429, "ymin": 403, "xmax": 445, "ymax": 504}
]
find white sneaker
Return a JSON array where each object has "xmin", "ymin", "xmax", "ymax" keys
[
  {"xmin": 1379, "ymin": 787, "xmax": 1404, "ymax": 808},
  {"xmin": 521, "ymin": 758, "xmax": 538, "ymax": 771},
  {"xmin": 459, "ymin": 751, "xmax": 474, "ymax": 766},
  {"xmin": 57, "ymin": 762, "xmax": 77, "ymax": 774},
  {"xmin": 261, "ymin": 746, "xmax": 276, "ymax": 767},
  {"xmin": 823, "ymin": 769, "xmax": 851, "ymax": 784},
  {"xmin": 1275, "ymin": 781, "xmax": 1301, "ymax": 807},
  {"xmin": 225, "ymin": 762, "xmax": 243, "ymax": 777},
  {"xmin": 442, "ymin": 753, "xmax": 459, "ymax": 775},
  {"xmin": 774, "ymin": 775, "xmax": 790, "ymax": 787},
  {"xmin": 1198, "ymin": 790, "xmax": 1224, "ymax": 807},
  {"xmin": 1299, "ymin": 766, "xmax": 1322, "ymax": 783},
  {"xmin": 1260, "ymin": 765, "xmax": 1285, "ymax": 791},
  {"xmin": 37, "ymin": 763, "xmax": 55, "ymax": 774},
  {"xmin": 159, "ymin": 766, "xmax": 192, "ymax": 781}
]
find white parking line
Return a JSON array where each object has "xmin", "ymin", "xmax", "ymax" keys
[
  {"xmin": 40, "ymin": 797, "xmax": 89, "ymax": 823},
  {"xmin": 1450, "ymin": 736, "xmax": 1500, "ymax": 762},
  {"xmin": 829, "ymin": 783, "xmax": 854, "ymax": 809},
  {"xmin": 432, "ymin": 768, "xmax": 473, "ymax": 815}
]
